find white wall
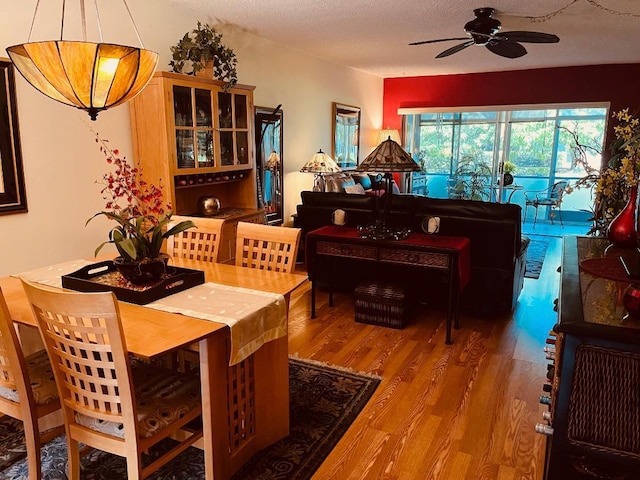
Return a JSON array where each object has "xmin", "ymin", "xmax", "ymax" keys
[{"xmin": 0, "ymin": 0, "xmax": 382, "ymax": 276}]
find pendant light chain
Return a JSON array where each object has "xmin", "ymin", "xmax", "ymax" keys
[
  {"xmin": 27, "ymin": 0, "xmax": 139, "ymax": 45},
  {"xmin": 122, "ymin": 0, "xmax": 145, "ymax": 48},
  {"xmin": 90, "ymin": 0, "xmax": 104, "ymax": 43},
  {"xmin": 61, "ymin": 0, "xmax": 67, "ymax": 39},
  {"xmin": 26, "ymin": 0, "xmax": 40, "ymax": 42}
]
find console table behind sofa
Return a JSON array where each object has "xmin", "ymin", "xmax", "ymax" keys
[{"xmin": 296, "ymin": 191, "xmax": 528, "ymax": 317}]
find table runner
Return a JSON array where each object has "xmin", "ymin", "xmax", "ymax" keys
[
  {"xmin": 145, "ymin": 283, "xmax": 285, "ymax": 365},
  {"xmin": 15, "ymin": 260, "xmax": 286, "ymax": 365}
]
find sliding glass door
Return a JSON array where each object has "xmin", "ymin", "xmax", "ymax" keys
[{"xmin": 403, "ymin": 105, "xmax": 607, "ymax": 224}]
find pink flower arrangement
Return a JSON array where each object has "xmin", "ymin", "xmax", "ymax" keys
[{"xmin": 87, "ymin": 130, "xmax": 194, "ymax": 262}]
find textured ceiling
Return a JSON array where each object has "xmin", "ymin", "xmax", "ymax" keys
[{"xmin": 168, "ymin": 0, "xmax": 640, "ymax": 78}]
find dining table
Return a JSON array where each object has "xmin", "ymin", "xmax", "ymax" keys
[{"xmin": 0, "ymin": 257, "xmax": 308, "ymax": 480}]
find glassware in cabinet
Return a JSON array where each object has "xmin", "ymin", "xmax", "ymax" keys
[{"xmin": 173, "ymin": 86, "xmax": 215, "ymax": 171}]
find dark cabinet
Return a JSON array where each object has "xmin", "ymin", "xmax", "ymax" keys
[{"xmin": 544, "ymin": 236, "xmax": 640, "ymax": 479}]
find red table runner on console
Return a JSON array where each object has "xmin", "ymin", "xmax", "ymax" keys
[{"xmin": 308, "ymin": 226, "xmax": 471, "ymax": 290}]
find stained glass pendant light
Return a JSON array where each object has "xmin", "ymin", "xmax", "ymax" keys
[{"xmin": 6, "ymin": 0, "xmax": 159, "ymax": 120}]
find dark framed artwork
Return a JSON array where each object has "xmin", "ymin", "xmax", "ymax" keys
[{"xmin": 0, "ymin": 59, "xmax": 27, "ymax": 215}]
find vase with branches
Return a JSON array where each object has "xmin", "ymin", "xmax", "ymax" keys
[{"xmin": 564, "ymin": 108, "xmax": 640, "ymax": 236}]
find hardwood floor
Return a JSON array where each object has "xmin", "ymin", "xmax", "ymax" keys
[{"xmin": 287, "ymin": 231, "xmax": 572, "ymax": 480}]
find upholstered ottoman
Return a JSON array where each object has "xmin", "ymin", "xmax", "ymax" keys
[{"xmin": 355, "ymin": 282, "xmax": 406, "ymax": 329}]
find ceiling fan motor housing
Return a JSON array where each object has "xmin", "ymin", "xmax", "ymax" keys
[{"xmin": 464, "ymin": 7, "xmax": 501, "ymax": 45}]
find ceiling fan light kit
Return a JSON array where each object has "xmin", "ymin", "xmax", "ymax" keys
[{"xmin": 410, "ymin": 7, "xmax": 559, "ymax": 59}]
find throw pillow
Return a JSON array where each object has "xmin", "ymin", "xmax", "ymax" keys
[
  {"xmin": 344, "ymin": 183, "xmax": 366, "ymax": 195},
  {"xmin": 324, "ymin": 173, "xmax": 354, "ymax": 192},
  {"xmin": 351, "ymin": 172, "xmax": 372, "ymax": 190}
]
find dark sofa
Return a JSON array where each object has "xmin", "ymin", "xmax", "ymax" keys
[{"xmin": 296, "ymin": 191, "xmax": 529, "ymax": 317}]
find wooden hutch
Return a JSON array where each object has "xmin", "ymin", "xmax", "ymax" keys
[{"xmin": 129, "ymin": 71, "xmax": 264, "ymax": 262}]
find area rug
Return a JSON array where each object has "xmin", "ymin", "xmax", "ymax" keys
[
  {"xmin": 525, "ymin": 236, "xmax": 551, "ymax": 279},
  {"xmin": 0, "ymin": 357, "xmax": 380, "ymax": 480}
]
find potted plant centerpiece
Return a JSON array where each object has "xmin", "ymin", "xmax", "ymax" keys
[
  {"xmin": 169, "ymin": 21, "xmax": 238, "ymax": 90},
  {"xmin": 87, "ymin": 131, "xmax": 195, "ymax": 285},
  {"xmin": 503, "ymin": 161, "xmax": 516, "ymax": 185}
]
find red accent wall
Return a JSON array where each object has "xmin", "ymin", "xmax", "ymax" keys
[{"xmin": 383, "ymin": 64, "xmax": 640, "ymax": 155}]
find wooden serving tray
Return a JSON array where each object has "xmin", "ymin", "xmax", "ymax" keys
[{"xmin": 61, "ymin": 260, "xmax": 205, "ymax": 305}]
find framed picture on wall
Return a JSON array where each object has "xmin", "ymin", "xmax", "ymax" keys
[
  {"xmin": 0, "ymin": 59, "xmax": 27, "ymax": 215},
  {"xmin": 331, "ymin": 103, "xmax": 360, "ymax": 169}
]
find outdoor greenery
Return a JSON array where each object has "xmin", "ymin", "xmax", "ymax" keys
[{"xmin": 410, "ymin": 109, "xmax": 606, "ymax": 182}]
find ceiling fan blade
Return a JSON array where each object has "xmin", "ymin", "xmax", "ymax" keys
[
  {"xmin": 495, "ymin": 31, "xmax": 560, "ymax": 43},
  {"xmin": 486, "ymin": 40, "xmax": 527, "ymax": 59},
  {"xmin": 409, "ymin": 37, "xmax": 469, "ymax": 46},
  {"xmin": 436, "ymin": 41, "xmax": 474, "ymax": 58}
]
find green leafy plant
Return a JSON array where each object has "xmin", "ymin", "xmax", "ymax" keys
[
  {"xmin": 169, "ymin": 21, "xmax": 238, "ymax": 90},
  {"xmin": 86, "ymin": 130, "xmax": 195, "ymax": 262},
  {"xmin": 450, "ymin": 154, "xmax": 492, "ymax": 201},
  {"xmin": 503, "ymin": 161, "xmax": 516, "ymax": 174}
]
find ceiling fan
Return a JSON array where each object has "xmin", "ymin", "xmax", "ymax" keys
[{"xmin": 409, "ymin": 7, "xmax": 559, "ymax": 59}]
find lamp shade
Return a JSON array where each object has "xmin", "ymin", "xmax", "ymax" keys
[
  {"xmin": 357, "ymin": 137, "xmax": 421, "ymax": 172},
  {"xmin": 7, "ymin": 41, "xmax": 159, "ymax": 120},
  {"xmin": 300, "ymin": 149, "xmax": 342, "ymax": 173}
]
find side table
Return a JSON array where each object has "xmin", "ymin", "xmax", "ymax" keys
[{"xmin": 305, "ymin": 226, "xmax": 471, "ymax": 344}]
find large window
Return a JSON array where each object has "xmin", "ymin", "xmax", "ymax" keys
[{"xmin": 403, "ymin": 105, "xmax": 607, "ymax": 222}]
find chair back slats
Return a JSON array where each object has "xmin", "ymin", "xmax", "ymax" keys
[
  {"xmin": 167, "ymin": 215, "xmax": 224, "ymax": 262},
  {"xmin": 21, "ymin": 279, "xmax": 204, "ymax": 479},
  {"xmin": 0, "ymin": 335, "xmax": 18, "ymax": 391},
  {"xmin": 22, "ymin": 281, "xmax": 137, "ymax": 429},
  {"xmin": 0, "ymin": 289, "xmax": 34, "ymax": 404},
  {"xmin": 235, "ymin": 222, "xmax": 301, "ymax": 273},
  {"xmin": 0, "ymin": 286, "xmax": 63, "ymax": 480}
]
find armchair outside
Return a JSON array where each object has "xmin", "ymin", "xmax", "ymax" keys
[{"xmin": 523, "ymin": 181, "xmax": 568, "ymax": 227}]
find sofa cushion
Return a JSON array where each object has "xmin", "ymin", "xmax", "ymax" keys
[
  {"xmin": 412, "ymin": 196, "xmax": 521, "ymax": 270},
  {"xmin": 300, "ymin": 191, "xmax": 376, "ymax": 210}
]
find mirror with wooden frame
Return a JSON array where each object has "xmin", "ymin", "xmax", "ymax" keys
[
  {"xmin": 0, "ymin": 59, "xmax": 27, "ymax": 215},
  {"xmin": 332, "ymin": 103, "xmax": 360, "ymax": 169},
  {"xmin": 255, "ymin": 106, "xmax": 283, "ymax": 225}
]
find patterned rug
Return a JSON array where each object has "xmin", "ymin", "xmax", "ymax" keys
[
  {"xmin": 0, "ymin": 357, "xmax": 380, "ymax": 480},
  {"xmin": 525, "ymin": 236, "xmax": 551, "ymax": 279}
]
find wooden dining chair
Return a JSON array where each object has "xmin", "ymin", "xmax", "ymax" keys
[
  {"xmin": 235, "ymin": 221, "xmax": 301, "ymax": 273},
  {"xmin": 166, "ymin": 215, "xmax": 224, "ymax": 262},
  {"xmin": 0, "ymin": 287, "xmax": 63, "ymax": 480},
  {"xmin": 20, "ymin": 279, "xmax": 204, "ymax": 480}
]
